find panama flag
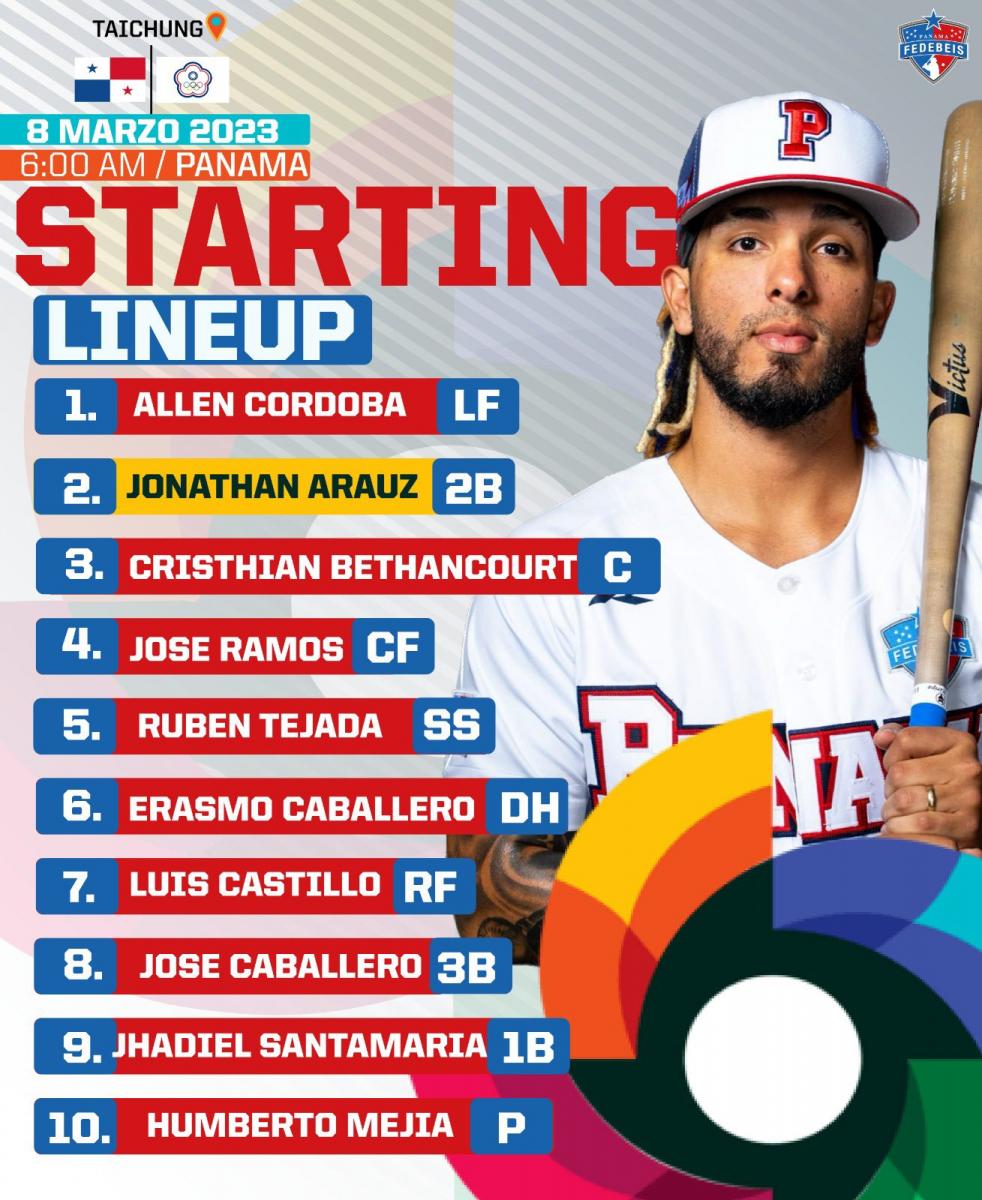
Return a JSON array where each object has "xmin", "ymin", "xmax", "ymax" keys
[{"xmin": 74, "ymin": 57, "xmax": 147, "ymax": 103}]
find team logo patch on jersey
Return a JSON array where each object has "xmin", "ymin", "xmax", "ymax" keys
[
  {"xmin": 881, "ymin": 610, "xmax": 974, "ymax": 679},
  {"xmin": 899, "ymin": 11, "xmax": 970, "ymax": 82}
]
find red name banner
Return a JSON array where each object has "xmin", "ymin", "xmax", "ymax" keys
[
  {"xmin": 111, "ymin": 777, "xmax": 487, "ymax": 834},
  {"xmin": 113, "ymin": 698, "xmax": 415, "ymax": 754},
  {"xmin": 114, "ymin": 938, "xmax": 433, "ymax": 994},
  {"xmin": 116, "ymin": 538, "xmax": 581, "ymax": 595},
  {"xmin": 113, "ymin": 858, "xmax": 396, "ymax": 915},
  {"xmin": 114, "ymin": 618, "xmax": 353, "ymax": 674},
  {"xmin": 103, "ymin": 1018, "xmax": 490, "ymax": 1075},
  {"xmin": 114, "ymin": 377, "xmax": 439, "ymax": 434},
  {"xmin": 113, "ymin": 1097, "xmax": 471, "ymax": 1153}
]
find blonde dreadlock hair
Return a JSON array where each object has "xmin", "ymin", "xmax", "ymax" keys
[{"xmin": 636, "ymin": 300, "xmax": 881, "ymax": 458}]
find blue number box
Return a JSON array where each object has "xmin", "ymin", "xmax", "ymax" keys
[
  {"xmin": 37, "ymin": 779, "xmax": 119, "ymax": 834},
  {"xmin": 37, "ymin": 859, "xmax": 119, "ymax": 915},
  {"xmin": 34, "ymin": 460, "xmax": 116, "ymax": 514},
  {"xmin": 37, "ymin": 539, "xmax": 119, "ymax": 595},
  {"xmin": 34, "ymin": 1098, "xmax": 118, "ymax": 1153},
  {"xmin": 33, "ymin": 699, "xmax": 117, "ymax": 754},
  {"xmin": 36, "ymin": 618, "xmax": 119, "ymax": 674},
  {"xmin": 35, "ymin": 379, "xmax": 118, "ymax": 434}
]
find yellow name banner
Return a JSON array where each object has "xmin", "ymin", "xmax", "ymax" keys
[{"xmin": 115, "ymin": 459, "xmax": 434, "ymax": 514}]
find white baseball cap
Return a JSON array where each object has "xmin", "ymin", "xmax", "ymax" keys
[{"xmin": 675, "ymin": 92, "xmax": 919, "ymax": 262}]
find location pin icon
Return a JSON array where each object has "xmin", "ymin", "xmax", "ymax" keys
[{"xmin": 206, "ymin": 10, "xmax": 227, "ymax": 41}]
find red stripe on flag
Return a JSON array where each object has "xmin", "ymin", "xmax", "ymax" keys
[{"xmin": 110, "ymin": 58, "xmax": 146, "ymax": 80}]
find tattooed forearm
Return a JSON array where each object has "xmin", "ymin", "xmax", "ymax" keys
[
  {"xmin": 476, "ymin": 909, "xmax": 547, "ymax": 963},
  {"xmin": 447, "ymin": 832, "xmax": 574, "ymax": 965}
]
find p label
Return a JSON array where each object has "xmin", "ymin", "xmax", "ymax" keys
[{"xmin": 469, "ymin": 1099, "xmax": 553, "ymax": 1154}]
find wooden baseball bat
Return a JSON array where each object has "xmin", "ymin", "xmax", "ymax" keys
[{"xmin": 911, "ymin": 101, "xmax": 982, "ymax": 727}]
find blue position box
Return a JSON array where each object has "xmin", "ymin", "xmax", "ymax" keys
[
  {"xmin": 34, "ymin": 459, "xmax": 117, "ymax": 514},
  {"xmin": 37, "ymin": 538, "xmax": 119, "ymax": 594},
  {"xmin": 429, "ymin": 937, "xmax": 512, "ymax": 994},
  {"xmin": 393, "ymin": 858, "xmax": 476, "ymax": 914},
  {"xmin": 35, "ymin": 1018, "xmax": 119, "ymax": 1075},
  {"xmin": 33, "ymin": 699, "xmax": 117, "ymax": 754},
  {"xmin": 34, "ymin": 1098, "xmax": 118, "ymax": 1154},
  {"xmin": 436, "ymin": 378, "xmax": 519, "ymax": 434},
  {"xmin": 37, "ymin": 859, "xmax": 120, "ymax": 915},
  {"xmin": 412, "ymin": 697, "xmax": 495, "ymax": 754},
  {"xmin": 577, "ymin": 537, "xmax": 661, "ymax": 595},
  {"xmin": 469, "ymin": 1099, "xmax": 553, "ymax": 1155},
  {"xmin": 486, "ymin": 1019, "xmax": 571, "ymax": 1074},
  {"xmin": 36, "ymin": 778, "xmax": 120, "ymax": 834},
  {"xmin": 36, "ymin": 618, "xmax": 119, "ymax": 674},
  {"xmin": 485, "ymin": 778, "xmax": 568, "ymax": 834},
  {"xmin": 432, "ymin": 458, "xmax": 515, "ymax": 514},
  {"xmin": 35, "ymin": 378, "xmax": 118, "ymax": 434},
  {"xmin": 35, "ymin": 938, "xmax": 117, "ymax": 995},
  {"xmin": 351, "ymin": 618, "xmax": 434, "ymax": 674}
]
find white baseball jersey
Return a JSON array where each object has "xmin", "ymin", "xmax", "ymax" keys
[{"xmin": 445, "ymin": 445, "xmax": 982, "ymax": 851}]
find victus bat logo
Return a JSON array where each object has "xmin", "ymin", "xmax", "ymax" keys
[{"xmin": 943, "ymin": 342, "xmax": 970, "ymax": 394}]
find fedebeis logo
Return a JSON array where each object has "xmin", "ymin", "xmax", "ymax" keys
[
  {"xmin": 881, "ymin": 609, "xmax": 974, "ymax": 680},
  {"xmin": 899, "ymin": 10, "xmax": 970, "ymax": 82}
]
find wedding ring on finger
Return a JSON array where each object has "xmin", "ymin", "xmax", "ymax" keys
[{"xmin": 927, "ymin": 786, "xmax": 938, "ymax": 813}]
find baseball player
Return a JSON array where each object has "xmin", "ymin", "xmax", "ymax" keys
[{"xmin": 445, "ymin": 93, "xmax": 982, "ymax": 963}]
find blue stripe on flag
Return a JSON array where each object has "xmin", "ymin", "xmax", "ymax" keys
[{"xmin": 75, "ymin": 80, "xmax": 110, "ymax": 101}]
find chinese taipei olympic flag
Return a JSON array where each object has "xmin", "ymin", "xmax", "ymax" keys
[
  {"xmin": 155, "ymin": 57, "xmax": 231, "ymax": 103},
  {"xmin": 73, "ymin": 57, "xmax": 146, "ymax": 103}
]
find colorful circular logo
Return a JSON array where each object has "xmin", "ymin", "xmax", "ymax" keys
[{"xmin": 419, "ymin": 711, "xmax": 982, "ymax": 1199}]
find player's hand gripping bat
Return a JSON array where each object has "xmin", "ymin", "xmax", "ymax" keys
[{"xmin": 911, "ymin": 101, "xmax": 982, "ymax": 727}]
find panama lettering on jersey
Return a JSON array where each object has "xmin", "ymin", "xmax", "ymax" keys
[{"xmin": 578, "ymin": 683, "xmax": 982, "ymax": 844}]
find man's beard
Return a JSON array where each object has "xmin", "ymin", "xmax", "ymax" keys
[{"xmin": 691, "ymin": 311, "xmax": 868, "ymax": 431}]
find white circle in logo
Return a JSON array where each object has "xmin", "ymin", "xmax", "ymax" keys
[{"xmin": 684, "ymin": 975, "xmax": 862, "ymax": 1144}]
